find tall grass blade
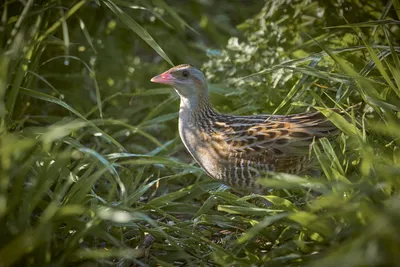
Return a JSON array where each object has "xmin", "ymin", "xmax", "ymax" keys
[
  {"xmin": 362, "ymin": 40, "xmax": 399, "ymax": 97},
  {"xmin": 392, "ymin": 0, "xmax": 400, "ymax": 20},
  {"xmin": 0, "ymin": 55, "xmax": 8, "ymax": 120},
  {"xmin": 40, "ymin": 55, "xmax": 103, "ymax": 118},
  {"xmin": 102, "ymin": 0, "xmax": 174, "ymax": 66},
  {"xmin": 20, "ymin": 88, "xmax": 124, "ymax": 150},
  {"xmin": 153, "ymin": 0, "xmax": 198, "ymax": 33},
  {"xmin": 36, "ymin": 1, "xmax": 86, "ymax": 43}
]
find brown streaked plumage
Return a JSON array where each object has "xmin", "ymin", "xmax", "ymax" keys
[{"xmin": 151, "ymin": 64, "xmax": 356, "ymax": 192}]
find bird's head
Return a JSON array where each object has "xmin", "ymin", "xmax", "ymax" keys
[{"xmin": 150, "ymin": 64, "xmax": 207, "ymax": 98}]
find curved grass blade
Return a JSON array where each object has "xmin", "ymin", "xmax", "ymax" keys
[
  {"xmin": 273, "ymin": 58, "xmax": 322, "ymax": 114},
  {"xmin": 82, "ymin": 87, "xmax": 175, "ymax": 118},
  {"xmin": 157, "ymin": 221, "xmax": 236, "ymax": 259},
  {"xmin": 78, "ymin": 17, "xmax": 97, "ymax": 53},
  {"xmin": 193, "ymin": 194, "xmax": 219, "ymax": 218},
  {"xmin": 139, "ymin": 112, "xmax": 178, "ymax": 127},
  {"xmin": 0, "ymin": 55, "xmax": 9, "ymax": 119},
  {"xmin": 6, "ymin": 63, "xmax": 26, "ymax": 121},
  {"xmin": 152, "ymin": 0, "xmax": 198, "ymax": 33},
  {"xmin": 237, "ymin": 213, "xmax": 288, "ymax": 244},
  {"xmin": 140, "ymin": 95, "xmax": 178, "ymax": 123},
  {"xmin": 102, "ymin": 0, "xmax": 174, "ymax": 66},
  {"xmin": 59, "ymin": 8, "xmax": 70, "ymax": 62},
  {"xmin": 372, "ymin": 1, "xmax": 393, "ymax": 35},
  {"xmin": 5, "ymin": 15, "xmax": 40, "ymax": 122},
  {"xmin": 218, "ymin": 205, "xmax": 285, "ymax": 216},
  {"xmin": 313, "ymin": 106, "xmax": 360, "ymax": 137},
  {"xmin": 287, "ymin": 211, "xmax": 333, "ymax": 236},
  {"xmin": 20, "ymin": 88, "xmax": 125, "ymax": 150},
  {"xmin": 308, "ymin": 36, "xmax": 383, "ymax": 102},
  {"xmin": 40, "ymin": 55, "xmax": 103, "ymax": 118},
  {"xmin": 27, "ymin": 70, "xmax": 61, "ymax": 95},
  {"xmin": 362, "ymin": 41, "xmax": 399, "ymax": 97},
  {"xmin": 71, "ymin": 248, "xmax": 146, "ymax": 264},
  {"xmin": 5, "ymin": 0, "xmax": 34, "ymax": 47},
  {"xmin": 36, "ymin": 0, "xmax": 86, "ymax": 43},
  {"xmin": 119, "ymin": 156, "xmax": 201, "ymax": 173},
  {"xmin": 79, "ymin": 147, "xmax": 126, "ymax": 201},
  {"xmin": 240, "ymin": 45, "xmax": 400, "ymax": 80},
  {"xmin": 383, "ymin": 27, "xmax": 400, "ymax": 68},
  {"xmin": 91, "ymin": 118, "xmax": 163, "ymax": 148},
  {"xmin": 41, "ymin": 120, "xmax": 87, "ymax": 148},
  {"xmin": 394, "ymin": 0, "xmax": 400, "ymax": 20},
  {"xmin": 113, "ymin": 0, "xmax": 174, "ymax": 29},
  {"xmin": 324, "ymin": 20, "xmax": 400, "ymax": 28}
]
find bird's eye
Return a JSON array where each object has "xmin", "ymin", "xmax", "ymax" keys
[{"xmin": 182, "ymin": 70, "xmax": 190, "ymax": 78}]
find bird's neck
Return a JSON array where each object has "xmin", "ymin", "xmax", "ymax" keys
[{"xmin": 178, "ymin": 93, "xmax": 216, "ymax": 127}]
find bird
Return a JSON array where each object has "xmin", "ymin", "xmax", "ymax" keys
[{"xmin": 150, "ymin": 64, "xmax": 356, "ymax": 192}]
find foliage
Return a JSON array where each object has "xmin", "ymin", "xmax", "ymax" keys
[
  {"xmin": 1, "ymin": 0, "xmax": 400, "ymax": 266},
  {"xmin": 204, "ymin": 0, "xmax": 396, "ymax": 114}
]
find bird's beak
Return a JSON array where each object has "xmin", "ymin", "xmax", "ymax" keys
[{"xmin": 150, "ymin": 71, "xmax": 175, "ymax": 85}]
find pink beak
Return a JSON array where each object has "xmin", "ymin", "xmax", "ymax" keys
[{"xmin": 150, "ymin": 71, "xmax": 176, "ymax": 85}]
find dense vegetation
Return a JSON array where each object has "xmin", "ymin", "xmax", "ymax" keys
[{"xmin": 1, "ymin": 0, "xmax": 400, "ymax": 266}]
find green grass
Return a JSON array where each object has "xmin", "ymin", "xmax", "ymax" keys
[{"xmin": 1, "ymin": 0, "xmax": 400, "ymax": 266}]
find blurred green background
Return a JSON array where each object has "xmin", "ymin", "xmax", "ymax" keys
[{"xmin": 1, "ymin": 0, "xmax": 400, "ymax": 266}]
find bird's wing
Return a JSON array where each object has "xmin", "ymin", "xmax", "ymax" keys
[{"xmin": 207, "ymin": 110, "xmax": 346, "ymax": 174}]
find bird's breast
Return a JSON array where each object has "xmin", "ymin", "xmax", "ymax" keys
[{"xmin": 178, "ymin": 120, "xmax": 224, "ymax": 180}]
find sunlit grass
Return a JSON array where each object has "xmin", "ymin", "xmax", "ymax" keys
[{"xmin": 1, "ymin": 0, "xmax": 400, "ymax": 266}]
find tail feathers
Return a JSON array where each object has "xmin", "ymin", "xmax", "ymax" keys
[{"xmin": 291, "ymin": 103, "xmax": 361, "ymax": 139}]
